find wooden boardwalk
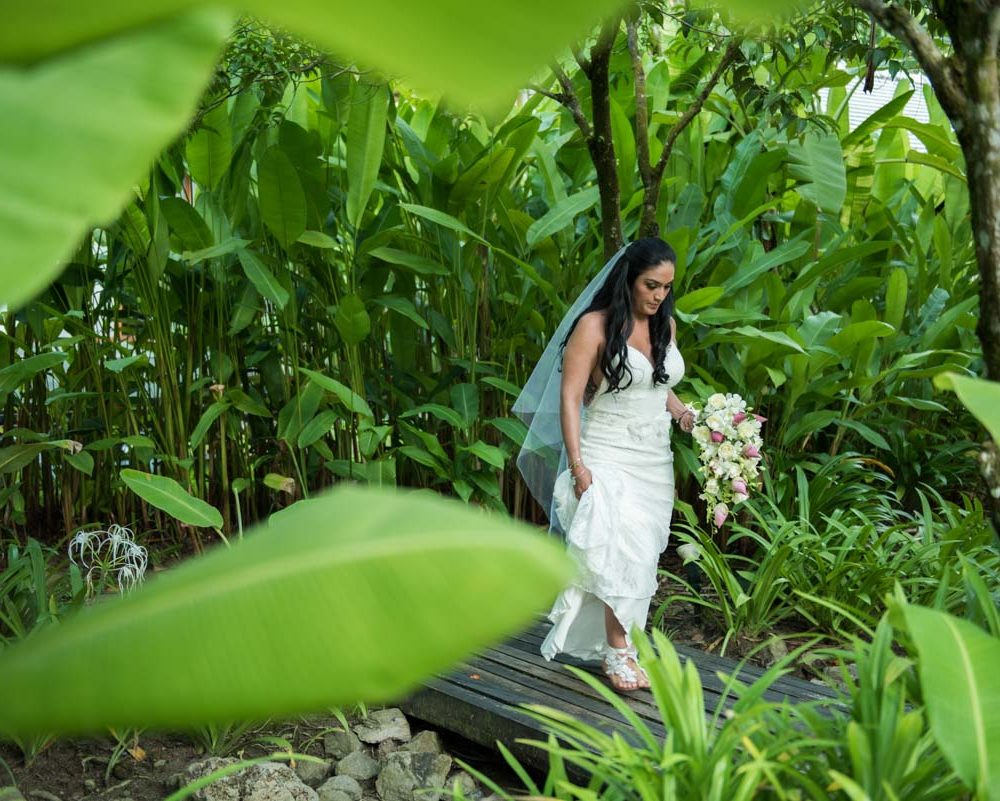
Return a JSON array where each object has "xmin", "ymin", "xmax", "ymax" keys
[{"xmin": 399, "ymin": 618, "xmax": 842, "ymax": 769}]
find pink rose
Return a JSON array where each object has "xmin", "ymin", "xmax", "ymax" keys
[
  {"xmin": 711, "ymin": 430, "xmax": 724, "ymax": 443},
  {"xmin": 744, "ymin": 445, "xmax": 760, "ymax": 458},
  {"xmin": 713, "ymin": 503, "xmax": 729, "ymax": 528},
  {"xmin": 732, "ymin": 412, "xmax": 746, "ymax": 424},
  {"xmin": 732, "ymin": 479, "xmax": 747, "ymax": 494},
  {"xmin": 753, "ymin": 414, "xmax": 768, "ymax": 424}
]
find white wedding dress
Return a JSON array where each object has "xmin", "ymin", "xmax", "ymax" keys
[{"xmin": 540, "ymin": 341, "xmax": 685, "ymax": 661}]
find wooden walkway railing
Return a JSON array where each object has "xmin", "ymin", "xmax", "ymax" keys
[{"xmin": 399, "ymin": 618, "xmax": 842, "ymax": 769}]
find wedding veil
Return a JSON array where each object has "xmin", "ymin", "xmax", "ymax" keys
[{"xmin": 512, "ymin": 242, "xmax": 629, "ymax": 535}]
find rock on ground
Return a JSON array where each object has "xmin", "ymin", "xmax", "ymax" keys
[
  {"xmin": 335, "ymin": 751, "xmax": 380, "ymax": 782},
  {"xmin": 374, "ymin": 751, "xmax": 452, "ymax": 801},
  {"xmin": 324, "ymin": 730, "xmax": 363, "ymax": 760},
  {"xmin": 295, "ymin": 759, "xmax": 333, "ymax": 788},
  {"xmin": 399, "ymin": 732, "xmax": 441, "ymax": 756},
  {"xmin": 354, "ymin": 709, "xmax": 411, "ymax": 745},
  {"xmin": 317, "ymin": 775, "xmax": 362, "ymax": 801},
  {"xmin": 185, "ymin": 758, "xmax": 318, "ymax": 801},
  {"xmin": 317, "ymin": 789, "xmax": 353, "ymax": 801},
  {"xmin": 445, "ymin": 771, "xmax": 478, "ymax": 799}
]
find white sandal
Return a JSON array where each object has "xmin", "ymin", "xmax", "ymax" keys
[{"xmin": 603, "ymin": 643, "xmax": 649, "ymax": 692}]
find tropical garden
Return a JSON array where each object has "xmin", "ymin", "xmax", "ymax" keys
[{"xmin": 1, "ymin": 0, "xmax": 999, "ymax": 799}]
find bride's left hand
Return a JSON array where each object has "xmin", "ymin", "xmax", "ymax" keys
[{"xmin": 678, "ymin": 410, "xmax": 695, "ymax": 433}]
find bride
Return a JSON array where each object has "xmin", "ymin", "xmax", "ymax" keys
[{"xmin": 513, "ymin": 237, "xmax": 694, "ymax": 693}]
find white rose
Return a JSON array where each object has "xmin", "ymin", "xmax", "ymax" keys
[
  {"xmin": 718, "ymin": 442, "xmax": 736, "ymax": 460},
  {"xmin": 707, "ymin": 393, "xmax": 727, "ymax": 411},
  {"xmin": 706, "ymin": 413, "xmax": 725, "ymax": 431},
  {"xmin": 692, "ymin": 425, "xmax": 711, "ymax": 445},
  {"xmin": 737, "ymin": 420, "xmax": 757, "ymax": 439},
  {"xmin": 727, "ymin": 462, "xmax": 742, "ymax": 479}
]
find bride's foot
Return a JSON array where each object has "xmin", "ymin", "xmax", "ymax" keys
[{"xmin": 603, "ymin": 644, "xmax": 649, "ymax": 692}]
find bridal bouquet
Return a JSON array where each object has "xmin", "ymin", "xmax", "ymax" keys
[{"xmin": 690, "ymin": 393, "xmax": 765, "ymax": 530}]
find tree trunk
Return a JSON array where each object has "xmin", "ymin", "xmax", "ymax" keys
[
  {"xmin": 588, "ymin": 18, "xmax": 624, "ymax": 258},
  {"xmin": 965, "ymin": 124, "xmax": 1000, "ymax": 379},
  {"xmin": 954, "ymin": 8, "xmax": 1000, "ymax": 379},
  {"xmin": 850, "ymin": 1, "xmax": 1000, "ymax": 370},
  {"xmin": 853, "ymin": 0, "xmax": 1000, "ymax": 523}
]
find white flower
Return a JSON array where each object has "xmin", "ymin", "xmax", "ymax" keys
[
  {"xmin": 705, "ymin": 478, "xmax": 720, "ymax": 495},
  {"xmin": 707, "ymin": 393, "xmax": 727, "ymax": 411},
  {"xmin": 68, "ymin": 524, "xmax": 147, "ymax": 598},
  {"xmin": 677, "ymin": 543, "xmax": 701, "ymax": 563},
  {"xmin": 706, "ymin": 413, "xmax": 725, "ymax": 431},
  {"xmin": 692, "ymin": 425, "xmax": 711, "ymax": 445},
  {"xmin": 736, "ymin": 420, "xmax": 758, "ymax": 439},
  {"xmin": 718, "ymin": 442, "xmax": 737, "ymax": 460}
]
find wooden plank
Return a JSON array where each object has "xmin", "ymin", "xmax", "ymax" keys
[
  {"xmin": 400, "ymin": 677, "xmax": 617, "ymax": 776},
  {"xmin": 511, "ymin": 624, "xmax": 840, "ymax": 705},
  {"xmin": 503, "ymin": 629, "xmax": 787, "ymax": 712},
  {"xmin": 399, "ymin": 677, "xmax": 546, "ymax": 759},
  {"xmin": 482, "ymin": 642, "xmax": 664, "ymax": 715},
  {"xmin": 399, "ymin": 665, "xmax": 657, "ymax": 771},
  {"xmin": 466, "ymin": 650, "xmax": 667, "ymax": 733},
  {"xmin": 447, "ymin": 658, "xmax": 653, "ymax": 738},
  {"xmin": 400, "ymin": 617, "xmax": 845, "ymax": 775}
]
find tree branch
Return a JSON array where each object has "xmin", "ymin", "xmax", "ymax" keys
[
  {"xmin": 848, "ymin": 0, "xmax": 967, "ymax": 122},
  {"xmin": 589, "ymin": 15, "xmax": 624, "ymax": 256},
  {"xmin": 651, "ymin": 38, "xmax": 742, "ymax": 183},
  {"xmin": 627, "ymin": 18, "xmax": 653, "ymax": 192},
  {"xmin": 526, "ymin": 83, "xmax": 567, "ymax": 105},
  {"xmin": 572, "ymin": 43, "xmax": 592, "ymax": 78},
  {"xmin": 550, "ymin": 63, "xmax": 592, "ymax": 140}
]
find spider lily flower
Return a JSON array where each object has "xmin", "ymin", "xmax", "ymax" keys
[{"xmin": 67, "ymin": 525, "xmax": 147, "ymax": 597}]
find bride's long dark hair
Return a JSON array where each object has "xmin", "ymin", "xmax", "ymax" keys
[{"xmin": 561, "ymin": 237, "xmax": 677, "ymax": 393}]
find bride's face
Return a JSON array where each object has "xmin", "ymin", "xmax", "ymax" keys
[{"xmin": 631, "ymin": 261, "xmax": 675, "ymax": 317}]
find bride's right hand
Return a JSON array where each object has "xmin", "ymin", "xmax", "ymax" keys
[{"xmin": 573, "ymin": 466, "xmax": 593, "ymax": 498}]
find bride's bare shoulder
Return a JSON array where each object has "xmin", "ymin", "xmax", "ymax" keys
[
  {"xmin": 578, "ymin": 309, "xmax": 608, "ymax": 332},
  {"xmin": 571, "ymin": 310, "xmax": 607, "ymax": 346}
]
